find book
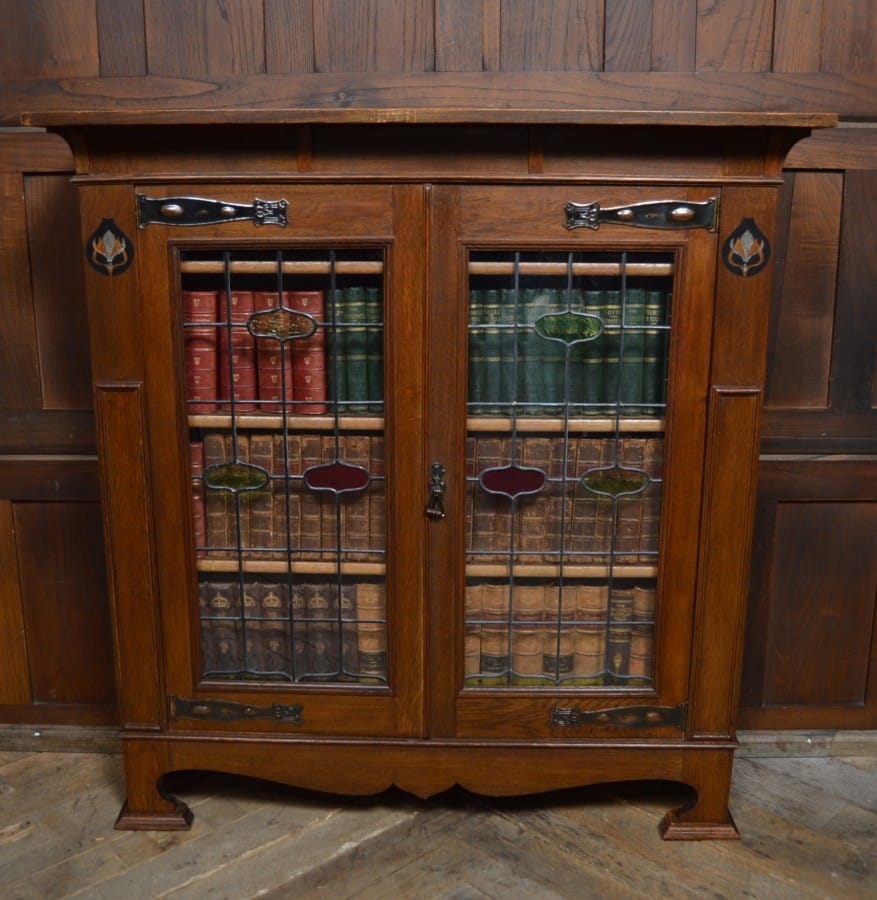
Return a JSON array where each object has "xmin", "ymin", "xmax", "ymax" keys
[
  {"xmin": 219, "ymin": 290, "xmax": 257, "ymax": 412},
  {"xmin": 620, "ymin": 288, "xmax": 646, "ymax": 415},
  {"xmin": 478, "ymin": 582, "xmax": 510, "ymax": 685},
  {"xmin": 340, "ymin": 433, "xmax": 372, "ymax": 561},
  {"xmin": 241, "ymin": 580, "xmax": 261, "ymax": 672},
  {"xmin": 642, "ymin": 289, "xmax": 669, "ymax": 416},
  {"xmin": 607, "ymin": 585, "xmax": 634, "ymax": 683},
  {"xmin": 305, "ymin": 581, "xmax": 339, "ymax": 680},
  {"xmin": 599, "ymin": 290, "xmax": 623, "ymax": 409},
  {"xmin": 274, "ymin": 433, "xmax": 302, "ymax": 556},
  {"xmin": 288, "ymin": 291, "xmax": 328, "ymax": 415},
  {"xmin": 614, "ymin": 437, "xmax": 645, "ymax": 563},
  {"xmin": 639, "ymin": 437, "xmax": 664, "ymax": 562},
  {"xmin": 365, "ymin": 287, "xmax": 384, "ymax": 414},
  {"xmin": 629, "ymin": 584, "xmax": 657, "ymax": 685},
  {"xmin": 182, "ymin": 290, "xmax": 218, "ymax": 413},
  {"xmin": 341, "ymin": 286, "xmax": 369, "ymax": 413},
  {"xmin": 368, "ymin": 436, "xmax": 386, "ymax": 562},
  {"xmin": 469, "ymin": 435, "xmax": 512, "ymax": 564},
  {"xmin": 464, "ymin": 582, "xmax": 483, "ymax": 678},
  {"xmin": 572, "ymin": 583, "xmax": 609, "ymax": 685},
  {"xmin": 516, "ymin": 437, "xmax": 552, "ymax": 562},
  {"xmin": 468, "ymin": 289, "xmax": 486, "ymax": 414},
  {"xmin": 247, "ymin": 433, "xmax": 274, "ymax": 559},
  {"xmin": 355, "ymin": 581, "xmax": 387, "ymax": 682},
  {"xmin": 190, "ymin": 440, "xmax": 206, "ymax": 557},
  {"xmin": 259, "ymin": 582, "xmax": 293, "ymax": 678},
  {"xmin": 203, "ymin": 432, "xmax": 231, "ymax": 557},
  {"xmin": 253, "ymin": 290, "xmax": 294, "ymax": 412},
  {"xmin": 499, "ymin": 288, "xmax": 518, "ymax": 409},
  {"xmin": 480, "ymin": 289, "xmax": 503, "ymax": 414},
  {"xmin": 542, "ymin": 583, "xmax": 575, "ymax": 682},
  {"xmin": 511, "ymin": 583, "xmax": 545, "ymax": 685},
  {"xmin": 578, "ymin": 290, "xmax": 605, "ymax": 416},
  {"xmin": 298, "ymin": 434, "xmax": 324, "ymax": 557},
  {"xmin": 203, "ymin": 581, "xmax": 243, "ymax": 675}
]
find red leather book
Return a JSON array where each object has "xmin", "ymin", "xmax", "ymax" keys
[
  {"xmin": 182, "ymin": 290, "xmax": 218, "ymax": 413},
  {"xmin": 219, "ymin": 290, "xmax": 257, "ymax": 412},
  {"xmin": 287, "ymin": 291, "xmax": 328, "ymax": 415}
]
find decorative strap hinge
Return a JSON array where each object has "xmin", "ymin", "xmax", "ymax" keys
[
  {"xmin": 138, "ymin": 194, "xmax": 288, "ymax": 228},
  {"xmin": 169, "ymin": 696, "xmax": 303, "ymax": 724},
  {"xmin": 565, "ymin": 199, "xmax": 718, "ymax": 232},
  {"xmin": 549, "ymin": 702, "xmax": 687, "ymax": 730}
]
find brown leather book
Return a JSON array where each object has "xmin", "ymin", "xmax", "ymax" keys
[{"xmin": 182, "ymin": 290, "xmax": 218, "ymax": 413}]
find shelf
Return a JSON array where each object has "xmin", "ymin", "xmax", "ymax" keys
[
  {"xmin": 180, "ymin": 260, "xmax": 383, "ymax": 276},
  {"xmin": 196, "ymin": 559, "xmax": 386, "ymax": 576},
  {"xmin": 189, "ymin": 414, "xmax": 384, "ymax": 431},
  {"xmin": 466, "ymin": 563, "xmax": 658, "ymax": 579},
  {"xmin": 469, "ymin": 261, "xmax": 674, "ymax": 277},
  {"xmin": 466, "ymin": 416, "xmax": 665, "ymax": 433}
]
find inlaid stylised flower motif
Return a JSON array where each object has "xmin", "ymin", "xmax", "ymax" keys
[
  {"xmin": 85, "ymin": 218, "xmax": 134, "ymax": 276},
  {"xmin": 722, "ymin": 218, "xmax": 771, "ymax": 278}
]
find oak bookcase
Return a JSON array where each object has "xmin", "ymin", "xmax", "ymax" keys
[{"xmin": 56, "ymin": 111, "xmax": 833, "ymax": 839}]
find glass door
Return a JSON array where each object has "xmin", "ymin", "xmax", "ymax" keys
[
  {"xmin": 138, "ymin": 184, "xmax": 426, "ymax": 738},
  {"xmin": 428, "ymin": 185, "xmax": 717, "ymax": 740}
]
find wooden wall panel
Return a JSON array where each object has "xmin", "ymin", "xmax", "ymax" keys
[
  {"xmin": 144, "ymin": 0, "xmax": 265, "ymax": 76},
  {"xmin": 773, "ymin": 0, "xmax": 824, "ymax": 73},
  {"xmin": 0, "ymin": 171, "xmax": 42, "ymax": 408},
  {"xmin": 435, "ymin": 0, "xmax": 489, "ymax": 72},
  {"xmin": 96, "ymin": 0, "xmax": 147, "ymax": 76},
  {"xmin": 695, "ymin": 0, "xmax": 774, "ymax": 72},
  {"xmin": 651, "ymin": 0, "xmax": 697, "ymax": 71},
  {"xmin": 741, "ymin": 458, "xmax": 877, "ymax": 730},
  {"xmin": 499, "ymin": 0, "xmax": 602, "ymax": 71},
  {"xmin": 265, "ymin": 0, "xmax": 315, "ymax": 74},
  {"xmin": 604, "ymin": 0, "xmax": 652, "ymax": 72},
  {"xmin": 0, "ymin": 501, "xmax": 30, "ymax": 706},
  {"xmin": 766, "ymin": 171, "xmax": 841, "ymax": 409},
  {"xmin": 313, "ymin": 0, "xmax": 435, "ymax": 73},
  {"xmin": 821, "ymin": 0, "xmax": 877, "ymax": 74},
  {"xmin": 15, "ymin": 501, "xmax": 114, "ymax": 706},
  {"xmin": 0, "ymin": 0, "xmax": 99, "ymax": 79},
  {"xmin": 24, "ymin": 174, "xmax": 93, "ymax": 409}
]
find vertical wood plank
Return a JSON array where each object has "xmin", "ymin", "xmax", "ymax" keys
[
  {"xmin": 24, "ymin": 174, "xmax": 94, "ymax": 410},
  {"xmin": 695, "ymin": 0, "xmax": 774, "ymax": 72},
  {"xmin": 482, "ymin": 0, "xmax": 501, "ymax": 71},
  {"xmin": 499, "ymin": 0, "xmax": 602, "ymax": 71},
  {"xmin": 0, "ymin": 172, "xmax": 42, "ymax": 409},
  {"xmin": 96, "ymin": 0, "xmax": 147, "ymax": 76},
  {"xmin": 15, "ymin": 501, "xmax": 114, "ymax": 706},
  {"xmin": 604, "ymin": 0, "xmax": 653, "ymax": 72},
  {"xmin": 763, "ymin": 501, "xmax": 877, "ymax": 706},
  {"xmin": 651, "ymin": 0, "xmax": 697, "ymax": 71},
  {"xmin": 0, "ymin": 0, "xmax": 99, "ymax": 78},
  {"xmin": 313, "ymin": 0, "xmax": 434, "ymax": 73},
  {"xmin": 0, "ymin": 501, "xmax": 31, "ymax": 706},
  {"xmin": 765, "ymin": 171, "xmax": 841, "ymax": 408},
  {"xmin": 435, "ymin": 0, "xmax": 485, "ymax": 71},
  {"xmin": 772, "ymin": 0, "xmax": 823, "ymax": 73},
  {"xmin": 265, "ymin": 0, "xmax": 315, "ymax": 74},
  {"xmin": 144, "ymin": 0, "xmax": 265, "ymax": 76},
  {"xmin": 830, "ymin": 171, "xmax": 877, "ymax": 412},
  {"xmin": 821, "ymin": 0, "xmax": 877, "ymax": 74}
]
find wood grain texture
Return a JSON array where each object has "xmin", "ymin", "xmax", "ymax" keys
[
  {"xmin": 764, "ymin": 501, "xmax": 877, "ymax": 706},
  {"xmin": 144, "ymin": 0, "xmax": 265, "ymax": 77},
  {"xmin": 265, "ymin": 0, "xmax": 315, "ymax": 74},
  {"xmin": 821, "ymin": 0, "xmax": 877, "ymax": 74},
  {"xmin": 0, "ymin": 502, "xmax": 31, "ymax": 706},
  {"xmin": 313, "ymin": 0, "xmax": 434, "ymax": 73},
  {"xmin": 435, "ymin": 0, "xmax": 486, "ymax": 72},
  {"xmin": 773, "ymin": 0, "xmax": 824, "ymax": 73},
  {"xmin": 14, "ymin": 501, "xmax": 114, "ymax": 706},
  {"xmin": 604, "ymin": 0, "xmax": 652, "ymax": 72},
  {"xmin": 0, "ymin": 172, "xmax": 42, "ymax": 409},
  {"xmin": 0, "ymin": 0, "xmax": 99, "ymax": 79},
  {"xmin": 765, "ymin": 170, "xmax": 841, "ymax": 409},
  {"xmin": 651, "ymin": 0, "xmax": 697, "ymax": 71},
  {"xmin": 24, "ymin": 173, "xmax": 93, "ymax": 409},
  {"xmin": 499, "ymin": 0, "xmax": 603, "ymax": 71},
  {"xmin": 96, "ymin": 0, "xmax": 147, "ymax": 76},
  {"xmin": 696, "ymin": 0, "xmax": 774, "ymax": 73}
]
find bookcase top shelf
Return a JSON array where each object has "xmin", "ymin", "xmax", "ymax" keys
[{"xmin": 180, "ymin": 261, "xmax": 383, "ymax": 276}]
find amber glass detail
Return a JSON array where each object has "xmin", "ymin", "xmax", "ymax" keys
[
  {"xmin": 480, "ymin": 464, "xmax": 546, "ymax": 498},
  {"xmin": 203, "ymin": 461, "xmax": 269, "ymax": 492},
  {"xmin": 582, "ymin": 465, "xmax": 649, "ymax": 498},
  {"xmin": 534, "ymin": 310, "xmax": 602, "ymax": 345},
  {"xmin": 247, "ymin": 307, "xmax": 317, "ymax": 341},
  {"xmin": 304, "ymin": 460, "xmax": 371, "ymax": 494}
]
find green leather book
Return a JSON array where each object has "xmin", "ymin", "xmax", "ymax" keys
[
  {"xmin": 343, "ymin": 286, "xmax": 369, "ymax": 414},
  {"xmin": 538, "ymin": 288, "xmax": 566, "ymax": 416},
  {"xmin": 642, "ymin": 289, "xmax": 669, "ymax": 416},
  {"xmin": 599, "ymin": 290, "xmax": 623, "ymax": 411},
  {"xmin": 520, "ymin": 288, "xmax": 548, "ymax": 415},
  {"xmin": 499, "ymin": 288, "xmax": 519, "ymax": 411},
  {"xmin": 365, "ymin": 286, "xmax": 384, "ymax": 415},
  {"xmin": 468, "ymin": 288, "xmax": 486, "ymax": 414},
  {"xmin": 579, "ymin": 289, "xmax": 605, "ymax": 416},
  {"xmin": 620, "ymin": 287, "xmax": 646, "ymax": 416},
  {"xmin": 481, "ymin": 289, "xmax": 503, "ymax": 414}
]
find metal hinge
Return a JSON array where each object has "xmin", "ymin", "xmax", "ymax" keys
[
  {"xmin": 565, "ymin": 198, "xmax": 718, "ymax": 232},
  {"xmin": 138, "ymin": 194, "xmax": 288, "ymax": 228}
]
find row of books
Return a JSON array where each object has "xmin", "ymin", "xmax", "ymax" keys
[
  {"xmin": 183, "ymin": 287, "xmax": 384, "ymax": 416},
  {"xmin": 192, "ymin": 432, "xmax": 385, "ymax": 560},
  {"xmin": 464, "ymin": 582, "xmax": 655, "ymax": 687},
  {"xmin": 468, "ymin": 287, "xmax": 671, "ymax": 415},
  {"xmin": 199, "ymin": 578, "xmax": 387, "ymax": 683},
  {"xmin": 467, "ymin": 435, "xmax": 663, "ymax": 564}
]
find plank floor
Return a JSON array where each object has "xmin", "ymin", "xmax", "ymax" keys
[{"xmin": 1, "ymin": 747, "xmax": 875, "ymax": 899}]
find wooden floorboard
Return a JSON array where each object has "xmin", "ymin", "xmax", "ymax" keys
[{"xmin": 1, "ymin": 751, "xmax": 875, "ymax": 899}]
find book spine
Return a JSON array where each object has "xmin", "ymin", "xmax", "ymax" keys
[
  {"xmin": 642, "ymin": 289, "xmax": 669, "ymax": 416},
  {"xmin": 203, "ymin": 432, "xmax": 230, "ymax": 557},
  {"xmin": 365, "ymin": 286, "xmax": 384, "ymax": 415},
  {"xmin": 620, "ymin": 287, "xmax": 646, "ymax": 415},
  {"xmin": 190, "ymin": 440, "xmax": 206, "ymax": 558},
  {"xmin": 260, "ymin": 582, "xmax": 292, "ymax": 677},
  {"xmin": 253, "ymin": 290, "xmax": 293, "ymax": 413},
  {"xmin": 241, "ymin": 581, "xmax": 261, "ymax": 673},
  {"xmin": 599, "ymin": 290, "xmax": 623, "ymax": 410},
  {"xmin": 464, "ymin": 582, "xmax": 483, "ymax": 679},
  {"xmin": 299, "ymin": 434, "xmax": 324, "ymax": 557},
  {"xmin": 340, "ymin": 582, "xmax": 359, "ymax": 677},
  {"xmin": 341, "ymin": 433, "xmax": 372, "ymax": 561},
  {"xmin": 469, "ymin": 435, "xmax": 511, "ymax": 564},
  {"xmin": 572, "ymin": 583, "xmax": 609, "ymax": 685},
  {"xmin": 247, "ymin": 433, "xmax": 274, "ymax": 559},
  {"xmin": 629, "ymin": 584, "xmax": 657, "ymax": 685},
  {"xmin": 355, "ymin": 581, "xmax": 387, "ymax": 683},
  {"xmin": 343, "ymin": 286, "xmax": 369, "ymax": 414},
  {"xmin": 288, "ymin": 291, "xmax": 328, "ymax": 415},
  {"xmin": 614, "ymin": 437, "xmax": 645, "ymax": 563},
  {"xmin": 290, "ymin": 582, "xmax": 309, "ymax": 678},
  {"xmin": 205, "ymin": 581, "xmax": 243, "ymax": 675},
  {"xmin": 607, "ymin": 586, "xmax": 634, "ymax": 683},
  {"xmin": 511, "ymin": 582, "xmax": 545, "ymax": 685},
  {"xmin": 542, "ymin": 584, "xmax": 575, "ymax": 682},
  {"xmin": 516, "ymin": 437, "xmax": 552, "ymax": 563},
  {"xmin": 639, "ymin": 436, "xmax": 664, "ymax": 563},
  {"xmin": 320, "ymin": 434, "xmax": 340, "ymax": 560},
  {"xmin": 219, "ymin": 290, "xmax": 257, "ymax": 412},
  {"xmin": 182, "ymin": 290, "xmax": 218, "ymax": 414},
  {"xmin": 227, "ymin": 433, "xmax": 250, "ymax": 555},
  {"xmin": 478, "ymin": 582, "xmax": 510, "ymax": 686},
  {"xmin": 541, "ymin": 288, "xmax": 566, "ymax": 415},
  {"xmin": 544, "ymin": 436, "xmax": 570, "ymax": 564},
  {"xmin": 521, "ymin": 288, "xmax": 548, "ymax": 415},
  {"xmin": 368, "ymin": 435, "xmax": 386, "ymax": 562},
  {"xmin": 499, "ymin": 288, "xmax": 518, "ymax": 409},
  {"xmin": 468, "ymin": 288, "xmax": 486, "ymax": 415},
  {"xmin": 480, "ymin": 289, "xmax": 503, "ymax": 414},
  {"xmin": 273, "ymin": 433, "xmax": 301, "ymax": 556},
  {"xmin": 305, "ymin": 581, "xmax": 340, "ymax": 680},
  {"xmin": 579, "ymin": 290, "xmax": 605, "ymax": 416}
]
